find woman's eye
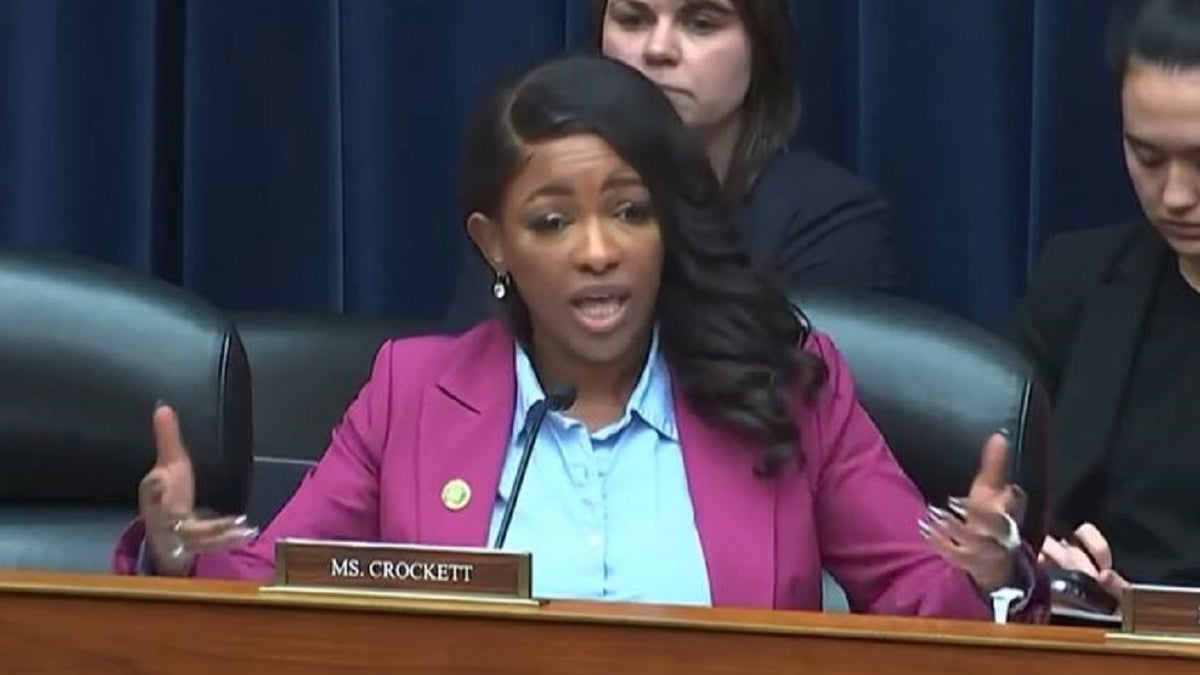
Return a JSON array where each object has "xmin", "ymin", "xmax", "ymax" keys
[
  {"xmin": 611, "ymin": 11, "xmax": 648, "ymax": 29},
  {"xmin": 683, "ymin": 13, "xmax": 719, "ymax": 33},
  {"xmin": 614, "ymin": 201, "xmax": 653, "ymax": 223},
  {"xmin": 1136, "ymin": 151, "xmax": 1166, "ymax": 168},
  {"xmin": 529, "ymin": 212, "xmax": 569, "ymax": 231}
]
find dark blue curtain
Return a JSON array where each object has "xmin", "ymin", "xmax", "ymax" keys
[
  {"xmin": 0, "ymin": 0, "xmax": 1141, "ymax": 328},
  {"xmin": 795, "ymin": 1, "xmax": 1140, "ymax": 326}
]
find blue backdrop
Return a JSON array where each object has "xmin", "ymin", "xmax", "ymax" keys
[{"xmin": 0, "ymin": 0, "xmax": 1141, "ymax": 329}]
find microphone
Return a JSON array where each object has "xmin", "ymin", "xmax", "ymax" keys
[{"xmin": 493, "ymin": 383, "xmax": 576, "ymax": 549}]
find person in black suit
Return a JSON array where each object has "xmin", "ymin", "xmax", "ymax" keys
[
  {"xmin": 443, "ymin": 0, "xmax": 897, "ymax": 331},
  {"xmin": 1010, "ymin": 0, "xmax": 1200, "ymax": 601}
]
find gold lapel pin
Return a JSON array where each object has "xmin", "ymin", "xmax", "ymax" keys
[{"xmin": 441, "ymin": 478, "xmax": 471, "ymax": 511}]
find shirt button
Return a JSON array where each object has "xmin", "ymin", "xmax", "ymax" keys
[{"xmin": 586, "ymin": 534, "xmax": 603, "ymax": 548}]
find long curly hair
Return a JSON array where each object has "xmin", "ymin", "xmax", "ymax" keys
[{"xmin": 460, "ymin": 54, "xmax": 826, "ymax": 476}]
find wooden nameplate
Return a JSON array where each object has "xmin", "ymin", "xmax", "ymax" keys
[
  {"xmin": 1116, "ymin": 583, "xmax": 1200, "ymax": 641},
  {"xmin": 263, "ymin": 538, "xmax": 537, "ymax": 606}
]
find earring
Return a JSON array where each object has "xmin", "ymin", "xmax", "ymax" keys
[{"xmin": 492, "ymin": 271, "xmax": 511, "ymax": 300}]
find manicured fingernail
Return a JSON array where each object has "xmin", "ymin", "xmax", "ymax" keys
[
  {"xmin": 233, "ymin": 515, "xmax": 248, "ymax": 526},
  {"xmin": 917, "ymin": 519, "xmax": 932, "ymax": 538},
  {"xmin": 946, "ymin": 500, "xmax": 968, "ymax": 519},
  {"xmin": 927, "ymin": 505, "xmax": 952, "ymax": 522},
  {"xmin": 237, "ymin": 527, "xmax": 259, "ymax": 540},
  {"xmin": 996, "ymin": 428, "xmax": 1012, "ymax": 440}
]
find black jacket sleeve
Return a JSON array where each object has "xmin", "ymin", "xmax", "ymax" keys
[
  {"xmin": 1005, "ymin": 229, "xmax": 1116, "ymax": 401},
  {"xmin": 773, "ymin": 190, "xmax": 898, "ymax": 293},
  {"xmin": 745, "ymin": 148, "xmax": 900, "ymax": 294}
]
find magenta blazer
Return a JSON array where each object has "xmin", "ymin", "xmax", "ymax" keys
[{"xmin": 114, "ymin": 321, "xmax": 1002, "ymax": 618}]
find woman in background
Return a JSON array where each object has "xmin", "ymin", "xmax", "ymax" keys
[
  {"xmin": 1016, "ymin": 0, "xmax": 1200, "ymax": 602},
  {"xmin": 122, "ymin": 55, "xmax": 1032, "ymax": 621},
  {"xmin": 443, "ymin": 0, "xmax": 897, "ymax": 330}
]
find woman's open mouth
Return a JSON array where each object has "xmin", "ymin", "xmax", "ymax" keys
[{"xmin": 569, "ymin": 287, "xmax": 631, "ymax": 335}]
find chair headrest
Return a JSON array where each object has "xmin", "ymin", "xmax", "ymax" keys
[
  {"xmin": 794, "ymin": 288, "xmax": 1050, "ymax": 544},
  {"xmin": 0, "ymin": 247, "xmax": 252, "ymax": 512},
  {"xmin": 233, "ymin": 310, "xmax": 434, "ymax": 462}
]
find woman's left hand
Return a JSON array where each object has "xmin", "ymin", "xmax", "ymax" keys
[{"xmin": 919, "ymin": 432, "xmax": 1027, "ymax": 593}]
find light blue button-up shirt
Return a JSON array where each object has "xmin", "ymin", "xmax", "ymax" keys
[{"xmin": 488, "ymin": 332, "xmax": 712, "ymax": 606}]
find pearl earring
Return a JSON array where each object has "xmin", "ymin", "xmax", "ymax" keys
[{"xmin": 492, "ymin": 272, "xmax": 510, "ymax": 299}]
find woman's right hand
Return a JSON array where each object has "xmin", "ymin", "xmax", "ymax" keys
[{"xmin": 138, "ymin": 403, "xmax": 257, "ymax": 576}]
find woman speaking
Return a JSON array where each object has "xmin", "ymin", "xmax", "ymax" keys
[{"xmin": 117, "ymin": 54, "xmax": 1036, "ymax": 621}]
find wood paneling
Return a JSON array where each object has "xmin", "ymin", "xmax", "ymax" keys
[{"xmin": 1, "ymin": 570, "xmax": 1197, "ymax": 674}]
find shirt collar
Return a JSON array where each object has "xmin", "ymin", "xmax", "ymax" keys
[{"xmin": 511, "ymin": 328, "xmax": 676, "ymax": 441}]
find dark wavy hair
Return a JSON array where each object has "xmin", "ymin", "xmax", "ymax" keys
[
  {"xmin": 461, "ymin": 54, "xmax": 826, "ymax": 475},
  {"xmin": 591, "ymin": 0, "xmax": 798, "ymax": 200}
]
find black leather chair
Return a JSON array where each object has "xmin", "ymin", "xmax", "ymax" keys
[
  {"xmin": 0, "ymin": 248, "xmax": 252, "ymax": 572},
  {"xmin": 233, "ymin": 311, "xmax": 434, "ymax": 526},
  {"xmin": 794, "ymin": 288, "xmax": 1051, "ymax": 544},
  {"xmin": 793, "ymin": 289, "xmax": 1051, "ymax": 612}
]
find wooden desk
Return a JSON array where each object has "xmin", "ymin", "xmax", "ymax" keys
[{"xmin": 1, "ymin": 570, "xmax": 1197, "ymax": 674}]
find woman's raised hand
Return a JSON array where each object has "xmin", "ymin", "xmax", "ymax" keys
[{"xmin": 138, "ymin": 403, "xmax": 257, "ymax": 575}]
